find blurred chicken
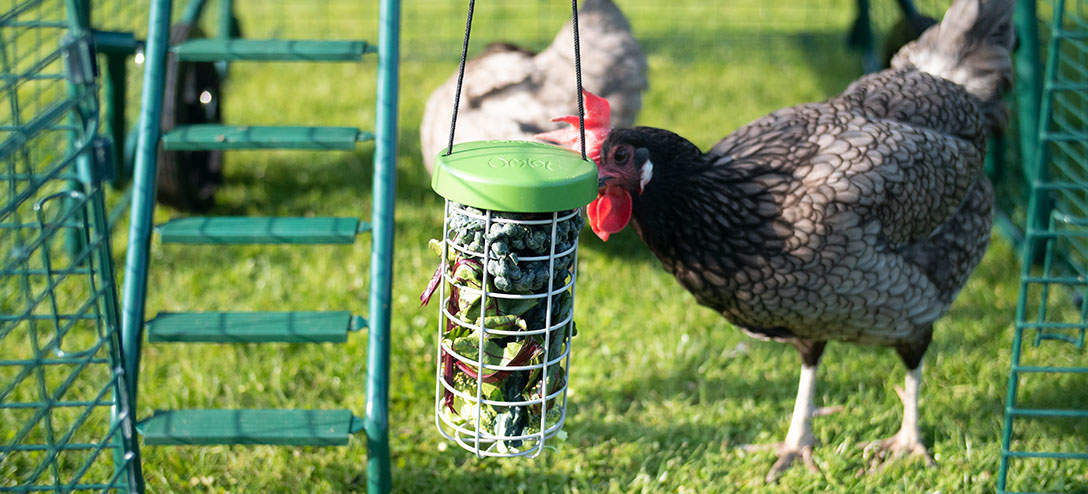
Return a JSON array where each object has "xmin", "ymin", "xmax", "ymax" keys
[{"xmin": 419, "ymin": 0, "xmax": 647, "ymax": 173}]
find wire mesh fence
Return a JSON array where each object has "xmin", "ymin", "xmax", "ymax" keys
[
  {"xmin": 1, "ymin": 0, "xmax": 139, "ymax": 491},
  {"xmin": 999, "ymin": 0, "xmax": 1088, "ymax": 492}
]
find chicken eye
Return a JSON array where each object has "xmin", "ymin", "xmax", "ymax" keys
[{"xmin": 613, "ymin": 147, "xmax": 630, "ymax": 164}]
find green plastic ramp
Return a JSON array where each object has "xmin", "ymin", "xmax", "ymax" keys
[
  {"xmin": 173, "ymin": 39, "xmax": 375, "ymax": 62},
  {"xmin": 161, "ymin": 125, "xmax": 373, "ymax": 150},
  {"xmin": 147, "ymin": 311, "xmax": 356, "ymax": 343},
  {"xmin": 140, "ymin": 409, "xmax": 363, "ymax": 446},
  {"xmin": 157, "ymin": 216, "xmax": 367, "ymax": 244}
]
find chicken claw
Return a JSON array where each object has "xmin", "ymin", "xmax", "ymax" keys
[
  {"xmin": 767, "ymin": 443, "xmax": 820, "ymax": 483},
  {"xmin": 861, "ymin": 430, "xmax": 936, "ymax": 471}
]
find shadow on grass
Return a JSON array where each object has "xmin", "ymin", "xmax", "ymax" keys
[{"xmin": 394, "ymin": 463, "xmax": 586, "ymax": 493}]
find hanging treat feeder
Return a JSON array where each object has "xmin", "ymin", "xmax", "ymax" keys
[
  {"xmin": 426, "ymin": 140, "xmax": 596, "ymax": 457},
  {"xmin": 424, "ymin": 0, "xmax": 598, "ymax": 457}
]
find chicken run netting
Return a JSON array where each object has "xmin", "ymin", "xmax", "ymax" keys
[
  {"xmin": 1, "ymin": 0, "xmax": 141, "ymax": 491},
  {"xmin": 999, "ymin": 0, "xmax": 1088, "ymax": 492}
]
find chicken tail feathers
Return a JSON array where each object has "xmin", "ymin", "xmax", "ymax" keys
[{"xmin": 891, "ymin": 0, "xmax": 1014, "ymax": 131}]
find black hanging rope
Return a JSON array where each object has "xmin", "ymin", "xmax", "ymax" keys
[
  {"xmin": 445, "ymin": 0, "xmax": 477, "ymax": 156},
  {"xmin": 445, "ymin": 0, "xmax": 588, "ymax": 161},
  {"xmin": 571, "ymin": 0, "xmax": 586, "ymax": 160}
]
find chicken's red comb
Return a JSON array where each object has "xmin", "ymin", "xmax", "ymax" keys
[{"xmin": 535, "ymin": 89, "xmax": 611, "ymax": 165}]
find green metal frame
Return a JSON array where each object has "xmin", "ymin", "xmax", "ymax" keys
[
  {"xmin": 1, "ymin": 0, "xmax": 142, "ymax": 491},
  {"xmin": 118, "ymin": 0, "xmax": 398, "ymax": 491},
  {"xmin": 998, "ymin": 0, "xmax": 1088, "ymax": 491},
  {"xmin": 367, "ymin": 2, "xmax": 400, "ymax": 489}
]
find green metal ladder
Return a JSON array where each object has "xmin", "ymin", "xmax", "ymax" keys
[
  {"xmin": 118, "ymin": 0, "xmax": 398, "ymax": 492},
  {"xmin": 998, "ymin": 0, "xmax": 1088, "ymax": 492}
]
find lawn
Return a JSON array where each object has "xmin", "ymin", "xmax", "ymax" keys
[{"xmin": 120, "ymin": 0, "xmax": 1088, "ymax": 492}]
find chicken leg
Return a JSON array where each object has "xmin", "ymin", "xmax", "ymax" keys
[
  {"xmin": 863, "ymin": 329, "xmax": 936, "ymax": 468},
  {"xmin": 758, "ymin": 340, "xmax": 828, "ymax": 483},
  {"xmin": 863, "ymin": 362, "xmax": 936, "ymax": 468}
]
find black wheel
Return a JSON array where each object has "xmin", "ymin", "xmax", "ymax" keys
[{"xmin": 156, "ymin": 23, "xmax": 224, "ymax": 212}]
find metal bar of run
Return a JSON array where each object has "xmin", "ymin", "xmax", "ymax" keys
[
  {"xmin": 120, "ymin": 0, "xmax": 172, "ymax": 415},
  {"xmin": 0, "ymin": 357, "xmax": 110, "ymax": 367},
  {"xmin": 180, "ymin": 0, "xmax": 209, "ymax": 26},
  {"xmin": 1011, "ymin": 365, "xmax": 1088, "ymax": 374},
  {"xmin": 1002, "ymin": 450, "xmax": 1088, "ymax": 460},
  {"xmin": 1006, "ymin": 407, "xmax": 1088, "ymax": 418},
  {"xmin": 366, "ymin": 0, "xmax": 398, "ymax": 491}
]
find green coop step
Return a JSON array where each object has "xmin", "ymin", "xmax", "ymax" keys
[
  {"xmin": 173, "ymin": 38, "xmax": 375, "ymax": 62},
  {"xmin": 147, "ymin": 311, "xmax": 357, "ymax": 343},
  {"xmin": 157, "ymin": 216, "xmax": 368, "ymax": 244},
  {"xmin": 140, "ymin": 409, "xmax": 363, "ymax": 446},
  {"xmin": 161, "ymin": 125, "xmax": 373, "ymax": 150}
]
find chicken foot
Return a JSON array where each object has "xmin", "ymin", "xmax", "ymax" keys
[
  {"xmin": 742, "ymin": 340, "xmax": 834, "ymax": 483},
  {"xmin": 862, "ymin": 363, "xmax": 936, "ymax": 470},
  {"xmin": 765, "ymin": 362, "xmax": 821, "ymax": 482}
]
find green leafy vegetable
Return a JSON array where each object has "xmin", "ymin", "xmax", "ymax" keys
[{"xmin": 425, "ymin": 204, "xmax": 583, "ymax": 452}]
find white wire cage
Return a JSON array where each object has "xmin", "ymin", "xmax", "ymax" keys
[{"xmin": 432, "ymin": 201, "xmax": 582, "ymax": 458}]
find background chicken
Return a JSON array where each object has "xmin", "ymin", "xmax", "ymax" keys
[
  {"xmin": 419, "ymin": 0, "xmax": 647, "ymax": 174},
  {"xmin": 541, "ymin": 0, "xmax": 1012, "ymax": 481}
]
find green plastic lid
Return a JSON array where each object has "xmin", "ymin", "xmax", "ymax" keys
[{"xmin": 431, "ymin": 140, "xmax": 598, "ymax": 213}]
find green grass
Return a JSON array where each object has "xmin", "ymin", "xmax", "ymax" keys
[{"xmin": 105, "ymin": 1, "xmax": 1088, "ymax": 492}]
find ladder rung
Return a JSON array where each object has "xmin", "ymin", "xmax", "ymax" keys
[
  {"xmin": 161, "ymin": 125, "xmax": 373, "ymax": 151},
  {"xmin": 157, "ymin": 217, "xmax": 367, "ymax": 244},
  {"xmin": 147, "ymin": 311, "xmax": 354, "ymax": 343},
  {"xmin": 1002, "ymin": 450, "xmax": 1088, "ymax": 460},
  {"xmin": 139, "ymin": 409, "xmax": 363, "ymax": 446},
  {"xmin": 172, "ymin": 39, "xmax": 375, "ymax": 62},
  {"xmin": 1006, "ymin": 407, "xmax": 1088, "ymax": 418}
]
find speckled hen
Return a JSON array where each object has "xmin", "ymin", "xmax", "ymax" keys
[{"xmin": 538, "ymin": 0, "xmax": 1013, "ymax": 481}]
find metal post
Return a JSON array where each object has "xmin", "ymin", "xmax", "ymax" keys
[
  {"xmin": 1023, "ymin": 0, "xmax": 1061, "ymax": 266},
  {"xmin": 181, "ymin": 0, "xmax": 209, "ymax": 26},
  {"xmin": 1015, "ymin": 0, "xmax": 1048, "ymax": 265},
  {"xmin": 63, "ymin": 0, "xmax": 91, "ymax": 263},
  {"xmin": 1014, "ymin": 0, "xmax": 1042, "ymax": 182},
  {"xmin": 121, "ymin": 0, "xmax": 172, "ymax": 410},
  {"xmin": 103, "ymin": 53, "xmax": 128, "ymax": 188},
  {"xmin": 216, "ymin": 0, "xmax": 234, "ymax": 78},
  {"xmin": 366, "ymin": 0, "xmax": 399, "ymax": 491}
]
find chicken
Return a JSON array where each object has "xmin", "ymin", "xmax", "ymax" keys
[
  {"xmin": 540, "ymin": 0, "xmax": 1012, "ymax": 481},
  {"xmin": 419, "ymin": 0, "xmax": 647, "ymax": 174}
]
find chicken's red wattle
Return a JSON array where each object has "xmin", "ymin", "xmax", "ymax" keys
[{"xmin": 587, "ymin": 184, "xmax": 632, "ymax": 242}]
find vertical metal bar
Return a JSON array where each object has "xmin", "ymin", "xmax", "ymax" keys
[
  {"xmin": 181, "ymin": 0, "xmax": 209, "ymax": 26},
  {"xmin": 1024, "ymin": 0, "xmax": 1064, "ymax": 266},
  {"xmin": 434, "ymin": 201, "xmax": 450, "ymax": 440},
  {"xmin": 533, "ymin": 212, "xmax": 559, "ymax": 458},
  {"xmin": 474, "ymin": 210, "xmax": 492, "ymax": 457},
  {"xmin": 103, "ymin": 53, "xmax": 128, "ymax": 188},
  {"xmin": 850, "ymin": 0, "xmax": 878, "ymax": 73},
  {"xmin": 63, "ymin": 0, "xmax": 91, "ymax": 263},
  {"xmin": 367, "ymin": 0, "xmax": 399, "ymax": 491},
  {"xmin": 121, "ymin": 0, "xmax": 173, "ymax": 412},
  {"xmin": 1015, "ymin": 0, "xmax": 1042, "ymax": 183},
  {"xmin": 1016, "ymin": 0, "xmax": 1049, "ymax": 265},
  {"xmin": 216, "ymin": 0, "xmax": 233, "ymax": 78},
  {"xmin": 1001, "ymin": 5, "xmax": 1065, "ymax": 489}
]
